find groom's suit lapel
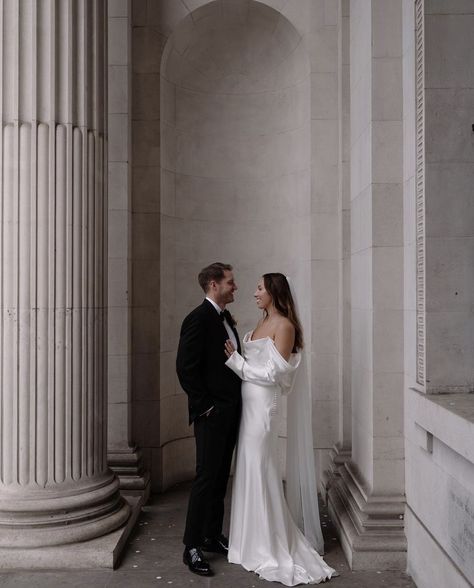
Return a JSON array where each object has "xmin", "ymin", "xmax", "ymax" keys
[
  {"xmin": 202, "ymin": 299, "xmax": 227, "ymax": 340},
  {"xmin": 202, "ymin": 299, "xmax": 241, "ymax": 355}
]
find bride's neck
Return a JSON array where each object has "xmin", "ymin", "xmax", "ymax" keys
[{"xmin": 264, "ymin": 306, "xmax": 279, "ymax": 319}]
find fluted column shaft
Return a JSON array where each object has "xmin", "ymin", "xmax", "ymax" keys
[{"xmin": 0, "ymin": 0, "xmax": 129, "ymax": 547}]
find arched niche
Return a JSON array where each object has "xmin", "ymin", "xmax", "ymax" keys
[{"xmin": 159, "ymin": 0, "xmax": 311, "ymax": 487}]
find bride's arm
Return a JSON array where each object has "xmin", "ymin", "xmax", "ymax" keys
[
  {"xmin": 273, "ymin": 321, "xmax": 295, "ymax": 361},
  {"xmin": 224, "ymin": 348, "xmax": 279, "ymax": 386},
  {"xmin": 224, "ymin": 337, "xmax": 297, "ymax": 386}
]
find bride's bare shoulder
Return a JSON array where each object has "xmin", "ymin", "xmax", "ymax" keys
[
  {"xmin": 274, "ymin": 316, "xmax": 294, "ymax": 334},
  {"xmin": 273, "ymin": 317, "xmax": 295, "ymax": 360}
]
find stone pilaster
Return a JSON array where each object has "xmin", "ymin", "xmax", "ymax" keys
[
  {"xmin": 108, "ymin": 446, "xmax": 150, "ymax": 499},
  {"xmin": 327, "ymin": 0, "xmax": 407, "ymax": 570},
  {"xmin": 328, "ymin": 462, "xmax": 406, "ymax": 570},
  {"xmin": 107, "ymin": 1, "xmax": 150, "ymax": 500},
  {"xmin": 0, "ymin": 0, "xmax": 129, "ymax": 548}
]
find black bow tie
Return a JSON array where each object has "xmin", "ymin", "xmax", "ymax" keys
[{"xmin": 220, "ymin": 309, "xmax": 233, "ymax": 325}]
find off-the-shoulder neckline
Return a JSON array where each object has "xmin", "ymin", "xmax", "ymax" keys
[
  {"xmin": 244, "ymin": 331, "xmax": 299, "ymax": 366},
  {"xmin": 248, "ymin": 333, "xmax": 273, "ymax": 343}
]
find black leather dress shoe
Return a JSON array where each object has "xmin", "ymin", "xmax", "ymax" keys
[
  {"xmin": 202, "ymin": 534, "xmax": 229, "ymax": 555},
  {"xmin": 183, "ymin": 547, "xmax": 213, "ymax": 576}
]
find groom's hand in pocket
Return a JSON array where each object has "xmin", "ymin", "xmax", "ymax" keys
[{"xmin": 200, "ymin": 406, "xmax": 214, "ymax": 418}]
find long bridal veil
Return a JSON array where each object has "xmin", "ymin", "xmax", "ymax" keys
[{"xmin": 285, "ymin": 278, "xmax": 325, "ymax": 555}]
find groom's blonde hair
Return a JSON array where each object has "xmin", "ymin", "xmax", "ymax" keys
[{"xmin": 198, "ymin": 262, "xmax": 233, "ymax": 293}]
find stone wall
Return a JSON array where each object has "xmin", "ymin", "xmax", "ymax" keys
[
  {"xmin": 327, "ymin": 0, "xmax": 406, "ymax": 571},
  {"xmin": 404, "ymin": 1, "xmax": 474, "ymax": 586}
]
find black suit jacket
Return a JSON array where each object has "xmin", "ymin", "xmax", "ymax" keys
[{"xmin": 176, "ymin": 300, "xmax": 242, "ymax": 424}]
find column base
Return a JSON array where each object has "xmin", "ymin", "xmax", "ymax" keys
[
  {"xmin": 0, "ymin": 494, "xmax": 141, "ymax": 569},
  {"xmin": 108, "ymin": 446, "xmax": 151, "ymax": 502},
  {"xmin": 0, "ymin": 473, "xmax": 130, "ymax": 548},
  {"xmin": 327, "ymin": 460, "xmax": 407, "ymax": 571},
  {"xmin": 325, "ymin": 442, "xmax": 352, "ymax": 485}
]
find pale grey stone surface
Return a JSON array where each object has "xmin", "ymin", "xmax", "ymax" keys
[
  {"xmin": 402, "ymin": 2, "xmax": 474, "ymax": 585},
  {"xmin": 6, "ymin": 0, "xmax": 469, "ymax": 579},
  {"xmin": 0, "ymin": 0, "xmax": 129, "ymax": 550}
]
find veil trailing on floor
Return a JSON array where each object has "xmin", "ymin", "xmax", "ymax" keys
[{"xmin": 285, "ymin": 277, "xmax": 325, "ymax": 555}]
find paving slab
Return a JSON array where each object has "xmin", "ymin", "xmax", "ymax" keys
[{"xmin": 0, "ymin": 482, "xmax": 416, "ymax": 587}]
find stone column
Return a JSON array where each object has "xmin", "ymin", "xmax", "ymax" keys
[
  {"xmin": 0, "ymin": 0, "xmax": 129, "ymax": 548},
  {"xmin": 328, "ymin": 0, "xmax": 406, "ymax": 570}
]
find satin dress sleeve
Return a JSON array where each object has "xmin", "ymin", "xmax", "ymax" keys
[{"xmin": 225, "ymin": 335, "xmax": 301, "ymax": 394}]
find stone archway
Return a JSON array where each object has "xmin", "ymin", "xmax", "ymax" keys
[
  {"xmin": 129, "ymin": 0, "xmax": 343, "ymax": 501},
  {"xmin": 159, "ymin": 0, "xmax": 312, "ymax": 488}
]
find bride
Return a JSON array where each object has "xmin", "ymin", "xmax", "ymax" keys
[{"xmin": 224, "ymin": 273, "xmax": 337, "ymax": 585}]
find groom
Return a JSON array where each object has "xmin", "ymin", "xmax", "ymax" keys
[{"xmin": 176, "ymin": 262, "xmax": 242, "ymax": 577}]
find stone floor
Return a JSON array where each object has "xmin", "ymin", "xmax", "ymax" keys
[{"xmin": 0, "ymin": 482, "xmax": 416, "ymax": 587}]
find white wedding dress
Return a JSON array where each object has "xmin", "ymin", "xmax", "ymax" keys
[{"xmin": 225, "ymin": 332, "xmax": 335, "ymax": 586}]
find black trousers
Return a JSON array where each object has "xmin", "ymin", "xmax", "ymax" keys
[{"xmin": 183, "ymin": 405, "xmax": 240, "ymax": 547}]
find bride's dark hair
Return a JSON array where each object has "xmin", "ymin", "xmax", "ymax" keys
[{"xmin": 262, "ymin": 273, "xmax": 304, "ymax": 351}]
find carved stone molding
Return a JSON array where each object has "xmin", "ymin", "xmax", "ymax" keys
[
  {"xmin": 108, "ymin": 446, "xmax": 151, "ymax": 500},
  {"xmin": 415, "ymin": 0, "xmax": 426, "ymax": 389}
]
